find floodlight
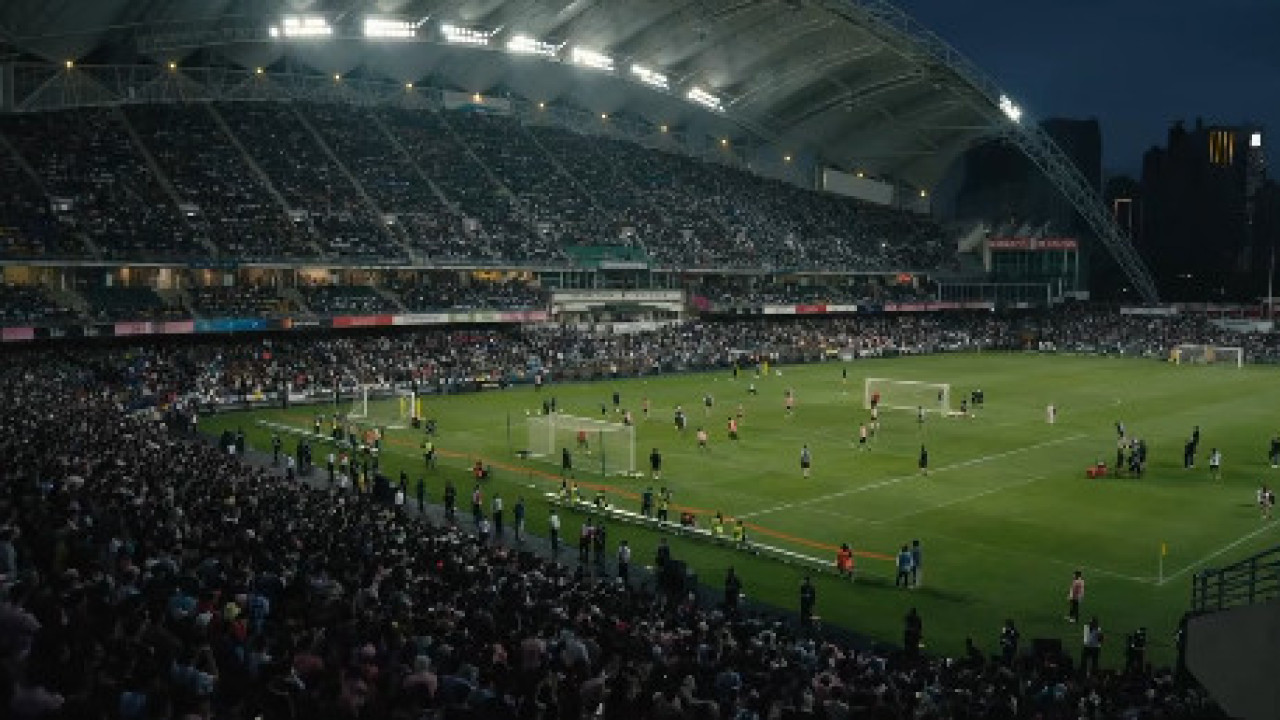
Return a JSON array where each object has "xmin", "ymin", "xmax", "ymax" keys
[
  {"xmin": 441, "ymin": 23, "xmax": 492, "ymax": 46},
  {"xmin": 364, "ymin": 17, "xmax": 416, "ymax": 39},
  {"xmin": 631, "ymin": 64, "xmax": 669, "ymax": 89},
  {"xmin": 275, "ymin": 15, "xmax": 333, "ymax": 39},
  {"xmin": 998, "ymin": 94, "xmax": 1022, "ymax": 124},
  {"xmin": 508, "ymin": 34, "xmax": 560, "ymax": 57},
  {"xmin": 572, "ymin": 47, "xmax": 614, "ymax": 72},
  {"xmin": 686, "ymin": 86, "xmax": 724, "ymax": 112},
  {"xmin": 1251, "ymin": 132, "xmax": 1262, "ymax": 148}
]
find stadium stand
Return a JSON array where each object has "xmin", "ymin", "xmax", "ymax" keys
[
  {"xmin": 0, "ymin": 102, "xmax": 958, "ymax": 270},
  {"xmin": 186, "ymin": 286, "xmax": 299, "ymax": 319},
  {"xmin": 1, "ymin": 109, "xmax": 196, "ymax": 259},
  {"xmin": 0, "ymin": 132, "xmax": 81, "ymax": 260},
  {"xmin": 296, "ymin": 285, "xmax": 400, "ymax": 316},
  {"xmin": 0, "ymin": 284, "xmax": 78, "ymax": 325},
  {"xmin": 80, "ymin": 286, "xmax": 183, "ymax": 322},
  {"xmin": 379, "ymin": 107, "xmax": 560, "ymax": 265},
  {"xmin": 121, "ymin": 104, "xmax": 317, "ymax": 261},
  {"xmin": 299, "ymin": 103, "xmax": 457, "ymax": 259},
  {"xmin": 211, "ymin": 102, "xmax": 401, "ymax": 261}
]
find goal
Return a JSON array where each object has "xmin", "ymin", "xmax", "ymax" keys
[
  {"xmin": 1171, "ymin": 344, "xmax": 1244, "ymax": 367},
  {"xmin": 345, "ymin": 385, "xmax": 416, "ymax": 428},
  {"xmin": 527, "ymin": 413, "xmax": 636, "ymax": 476},
  {"xmin": 864, "ymin": 378, "xmax": 953, "ymax": 414}
]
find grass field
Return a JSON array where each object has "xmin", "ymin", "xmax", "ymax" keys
[{"xmin": 201, "ymin": 352, "xmax": 1280, "ymax": 668}]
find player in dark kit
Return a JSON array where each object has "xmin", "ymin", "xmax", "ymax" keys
[{"xmin": 1270, "ymin": 434, "xmax": 1280, "ymax": 469}]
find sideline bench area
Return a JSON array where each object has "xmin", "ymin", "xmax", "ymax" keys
[
  {"xmin": 544, "ymin": 491, "xmax": 845, "ymax": 577},
  {"xmin": 256, "ymin": 418, "xmax": 846, "ymax": 577}
]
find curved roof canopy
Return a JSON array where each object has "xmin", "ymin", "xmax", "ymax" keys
[
  {"xmin": 0, "ymin": 0, "xmax": 1011, "ymax": 190},
  {"xmin": 0, "ymin": 0, "xmax": 1159, "ymax": 300}
]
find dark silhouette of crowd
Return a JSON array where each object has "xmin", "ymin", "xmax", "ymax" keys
[{"xmin": 0, "ymin": 342, "xmax": 1223, "ymax": 719}]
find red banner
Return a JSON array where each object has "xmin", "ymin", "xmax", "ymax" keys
[
  {"xmin": 333, "ymin": 314, "xmax": 395, "ymax": 328},
  {"xmin": 1, "ymin": 327, "xmax": 35, "ymax": 342}
]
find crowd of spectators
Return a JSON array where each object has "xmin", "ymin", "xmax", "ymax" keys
[
  {"xmin": 211, "ymin": 103, "xmax": 401, "ymax": 262},
  {"xmin": 186, "ymin": 286, "xmax": 298, "ymax": 319},
  {"xmin": 121, "ymin": 104, "xmax": 317, "ymax": 261},
  {"xmin": 0, "ymin": 101, "xmax": 955, "ymax": 271},
  {"xmin": 0, "ymin": 322, "xmax": 1226, "ymax": 719},
  {"xmin": 1, "ymin": 109, "xmax": 199, "ymax": 259},
  {"xmin": 379, "ymin": 108, "xmax": 559, "ymax": 265},
  {"xmin": 0, "ymin": 284, "xmax": 79, "ymax": 325},
  {"xmin": 693, "ymin": 280, "xmax": 936, "ymax": 307},
  {"xmin": 390, "ymin": 279, "xmax": 548, "ymax": 312},
  {"xmin": 0, "ymin": 128, "xmax": 84, "ymax": 259},
  {"xmin": 297, "ymin": 286, "xmax": 400, "ymax": 316},
  {"xmin": 80, "ymin": 287, "xmax": 185, "ymax": 323},
  {"xmin": 301, "ymin": 103, "xmax": 459, "ymax": 262}
]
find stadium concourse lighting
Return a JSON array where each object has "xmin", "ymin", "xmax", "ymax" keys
[
  {"xmin": 998, "ymin": 94, "xmax": 1023, "ymax": 124},
  {"xmin": 364, "ymin": 17, "xmax": 417, "ymax": 39},
  {"xmin": 686, "ymin": 86, "xmax": 724, "ymax": 113},
  {"xmin": 571, "ymin": 47, "xmax": 614, "ymax": 72},
  {"xmin": 507, "ymin": 34, "xmax": 560, "ymax": 57},
  {"xmin": 441, "ymin": 24, "xmax": 493, "ymax": 46},
  {"xmin": 271, "ymin": 15, "xmax": 333, "ymax": 39},
  {"xmin": 631, "ymin": 64, "xmax": 669, "ymax": 90}
]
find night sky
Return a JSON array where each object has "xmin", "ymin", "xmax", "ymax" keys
[{"xmin": 892, "ymin": 0, "xmax": 1280, "ymax": 176}]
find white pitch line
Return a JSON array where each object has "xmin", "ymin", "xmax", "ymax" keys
[
  {"xmin": 927, "ymin": 530, "xmax": 1157, "ymax": 585},
  {"xmin": 1156, "ymin": 520, "xmax": 1280, "ymax": 586},
  {"xmin": 876, "ymin": 474, "xmax": 1049, "ymax": 523},
  {"xmin": 738, "ymin": 433, "xmax": 1085, "ymax": 519}
]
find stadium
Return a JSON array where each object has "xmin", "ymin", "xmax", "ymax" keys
[{"xmin": 0, "ymin": 1, "xmax": 1276, "ymax": 718}]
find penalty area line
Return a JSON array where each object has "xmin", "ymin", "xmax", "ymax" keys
[{"xmin": 738, "ymin": 433, "xmax": 1085, "ymax": 520}]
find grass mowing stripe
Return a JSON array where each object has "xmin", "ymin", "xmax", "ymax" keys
[
  {"xmin": 739, "ymin": 433, "xmax": 1086, "ymax": 519},
  {"xmin": 875, "ymin": 474, "xmax": 1050, "ymax": 523}
]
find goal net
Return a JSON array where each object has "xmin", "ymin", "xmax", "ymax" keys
[
  {"xmin": 865, "ymin": 378, "xmax": 953, "ymax": 414},
  {"xmin": 1171, "ymin": 344, "xmax": 1244, "ymax": 367},
  {"xmin": 527, "ymin": 413, "xmax": 636, "ymax": 476},
  {"xmin": 345, "ymin": 386, "xmax": 417, "ymax": 428}
]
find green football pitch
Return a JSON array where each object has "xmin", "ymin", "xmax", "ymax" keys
[{"xmin": 201, "ymin": 352, "xmax": 1280, "ymax": 667}]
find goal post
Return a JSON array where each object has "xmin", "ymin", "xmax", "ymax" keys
[
  {"xmin": 345, "ymin": 384, "xmax": 369, "ymax": 420},
  {"xmin": 864, "ymin": 378, "xmax": 953, "ymax": 414},
  {"xmin": 345, "ymin": 385, "xmax": 416, "ymax": 428},
  {"xmin": 1171, "ymin": 344, "xmax": 1243, "ymax": 367},
  {"xmin": 526, "ymin": 412, "xmax": 636, "ymax": 477}
]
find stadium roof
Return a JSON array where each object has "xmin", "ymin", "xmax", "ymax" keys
[
  {"xmin": 0, "ymin": 0, "xmax": 1161, "ymax": 301},
  {"xmin": 0, "ymin": 0, "xmax": 1020, "ymax": 190}
]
